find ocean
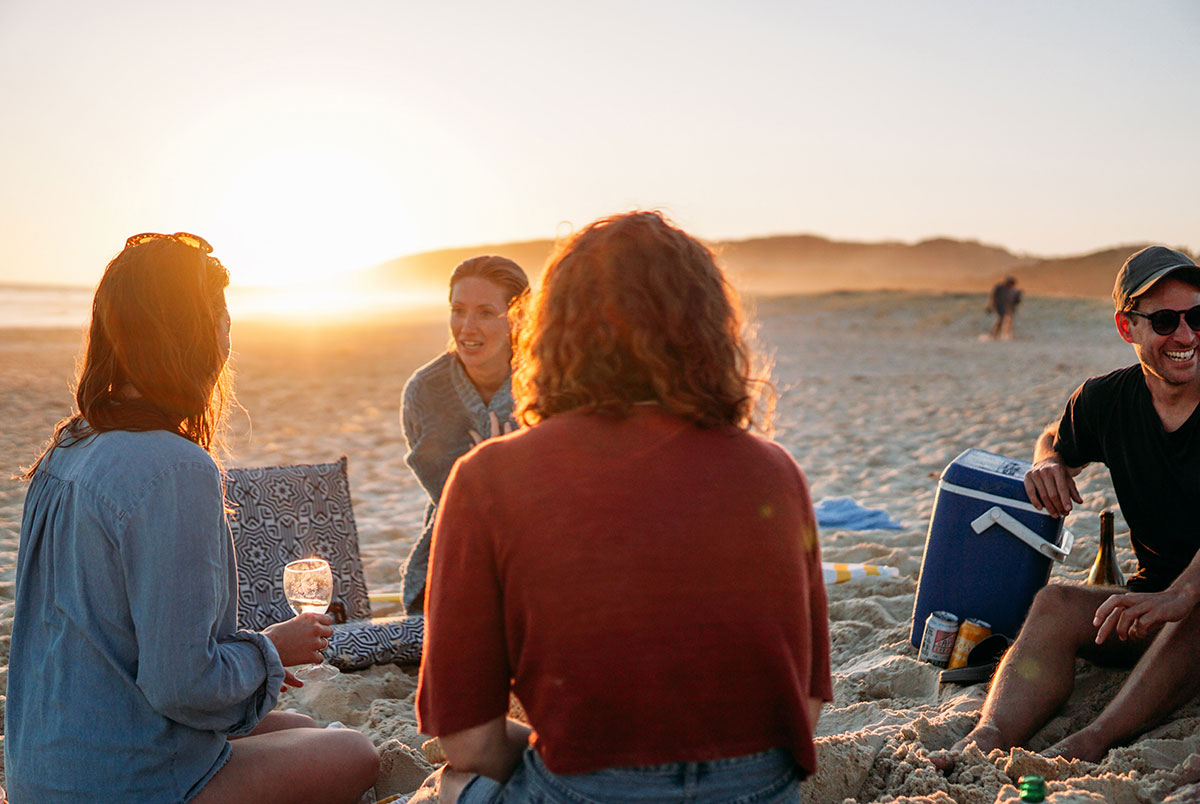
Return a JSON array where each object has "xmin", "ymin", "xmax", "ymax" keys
[
  {"xmin": 0, "ymin": 282, "xmax": 446, "ymax": 330},
  {"xmin": 1, "ymin": 283, "xmax": 93, "ymax": 329}
]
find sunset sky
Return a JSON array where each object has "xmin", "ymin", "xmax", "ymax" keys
[{"xmin": 1, "ymin": 1, "xmax": 1197, "ymax": 288}]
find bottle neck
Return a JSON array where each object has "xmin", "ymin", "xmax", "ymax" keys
[{"xmin": 1100, "ymin": 512, "xmax": 1115, "ymax": 544}]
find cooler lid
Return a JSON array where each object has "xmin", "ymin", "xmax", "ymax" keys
[{"xmin": 941, "ymin": 449, "xmax": 1032, "ymax": 500}]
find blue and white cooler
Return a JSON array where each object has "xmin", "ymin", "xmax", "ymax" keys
[{"xmin": 909, "ymin": 448, "xmax": 1074, "ymax": 647}]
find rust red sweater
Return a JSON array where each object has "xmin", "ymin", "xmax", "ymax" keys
[{"xmin": 417, "ymin": 407, "xmax": 832, "ymax": 777}]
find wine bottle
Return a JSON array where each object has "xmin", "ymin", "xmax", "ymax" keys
[{"xmin": 1087, "ymin": 510, "xmax": 1124, "ymax": 587}]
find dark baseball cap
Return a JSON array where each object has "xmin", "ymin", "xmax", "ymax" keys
[{"xmin": 1113, "ymin": 246, "xmax": 1198, "ymax": 310}]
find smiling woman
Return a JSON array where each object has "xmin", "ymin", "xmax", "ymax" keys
[
  {"xmin": 212, "ymin": 146, "xmax": 411, "ymax": 288},
  {"xmin": 398, "ymin": 255, "xmax": 530, "ymax": 615}
]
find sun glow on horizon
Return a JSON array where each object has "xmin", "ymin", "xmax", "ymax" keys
[
  {"xmin": 226, "ymin": 282, "xmax": 444, "ymax": 323},
  {"xmin": 211, "ymin": 145, "xmax": 415, "ymax": 288}
]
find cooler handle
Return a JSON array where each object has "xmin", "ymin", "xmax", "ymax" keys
[{"xmin": 970, "ymin": 506, "xmax": 1074, "ymax": 562}]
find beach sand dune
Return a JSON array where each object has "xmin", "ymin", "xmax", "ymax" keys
[{"xmin": 1, "ymin": 292, "xmax": 1193, "ymax": 802}]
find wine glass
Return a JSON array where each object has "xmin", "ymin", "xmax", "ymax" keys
[{"xmin": 282, "ymin": 557, "xmax": 340, "ymax": 681}]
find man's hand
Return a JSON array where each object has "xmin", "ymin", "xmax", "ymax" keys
[
  {"xmin": 1024, "ymin": 457, "xmax": 1082, "ymax": 518},
  {"xmin": 1093, "ymin": 588, "xmax": 1196, "ymax": 644},
  {"xmin": 263, "ymin": 612, "xmax": 334, "ymax": 666}
]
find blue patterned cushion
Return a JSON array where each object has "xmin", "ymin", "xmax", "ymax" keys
[
  {"xmin": 329, "ymin": 616, "xmax": 424, "ymax": 671},
  {"xmin": 226, "ymin": 457, "xmax": 422, "ymax": 667}
]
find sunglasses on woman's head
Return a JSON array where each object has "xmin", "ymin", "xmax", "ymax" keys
[
  {"xmin": 1125, "ymin": 305, "xmax": 1200, "ymax": 336},
  {"xmin": 126, "ymin": 231, "xmax": 212, "ymax": 252},
  {"xmin": 125, "ymin": 232, "xmax": 224, "ymax": 270}
]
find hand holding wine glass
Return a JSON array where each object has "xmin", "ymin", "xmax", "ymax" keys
[{"xmin": 281, "ymin": 557, "xmax": 340, "ymax": 681}]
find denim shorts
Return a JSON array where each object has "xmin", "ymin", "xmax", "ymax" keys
[{"xmin": 459, "ymin": 746, "xmax": 801, "ymax": 804}]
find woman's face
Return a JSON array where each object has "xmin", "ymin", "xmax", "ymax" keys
[{"xmin": 450, "ymin": 276, "xmax": 512, "ymax": 377}]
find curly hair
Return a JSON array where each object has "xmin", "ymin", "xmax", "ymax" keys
[
  {"xmin": 514, "ymin": 211, "xmax": 773, "ymax": 431},
  {"xmin": 23, "ymin": 235, "xmax": 233, "ymax": 478}
]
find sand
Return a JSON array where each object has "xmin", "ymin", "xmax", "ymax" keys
[{"xmin": 2, "ymin": 291, "xmax": 1197, "ymax": 802}]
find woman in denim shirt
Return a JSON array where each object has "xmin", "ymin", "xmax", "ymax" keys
[
  {"xmin": 7, "ymin": 234, "xmax": 379, "ymax": 803},
  {"xmin": 399, "ymin": 256, "xmax": 529, "ymax": 614}
]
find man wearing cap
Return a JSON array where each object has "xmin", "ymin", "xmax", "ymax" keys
[{"xmin": 939, "ymin": 246, "xmax": 1200, "ymax": 766}]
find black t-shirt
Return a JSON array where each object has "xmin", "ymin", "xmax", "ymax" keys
[{"xmin": 1054, "ymin": 364, "xmax": 1200, "ymax": 591}]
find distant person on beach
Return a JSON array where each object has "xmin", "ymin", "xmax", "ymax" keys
[
  {"xmin": 6, "ymin": 233, "xmax": 379, "ymax": 803},
  {"xmin": 986, "ymin": 275, "xmax": 1021, "ymax": 339},
  {"xmin": 398, "ymin": 255, "xmax": 529, "ymax": 615},
  {"xmin": 415, "ymin": 212, "xmax": 832, "ymax": 804},
  {"xmin": 940, "ymin": 246, "xmax": 1200, "ymax": 767}
]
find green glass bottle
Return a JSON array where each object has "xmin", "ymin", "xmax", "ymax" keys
[
  {"xmin": 1087, "ymin": 510, "xmax": 1124, "ymax": 587},
  {"xmin": 1018, "ymin": 774, "xmax": 1046, "ymax": 802}
]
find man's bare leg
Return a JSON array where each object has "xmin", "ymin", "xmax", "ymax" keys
[
  {"xmin": 934, "ymin": 585, "xmax": 1144, "ymax": 769},
  {"xmin": 1046, "ymin": 602, "xmax": 1200, "ymax": 761}
]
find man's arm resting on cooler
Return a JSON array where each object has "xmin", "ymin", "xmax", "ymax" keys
[
  {"xmin": 1024, "ymin": 423, "xmax": 1086, "ymax": 518},
  {"xmin": 440, "ymin": 716, "xmax": 532, "ymax": 782}
]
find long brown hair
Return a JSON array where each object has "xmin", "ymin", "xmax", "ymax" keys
[
  {"xmin": 23, "ymin": 234, "xmax": 232, "ymax": 478},
  {"xmin": 514, "ymin": 211, "xmax": 774, "ymax": 431}
]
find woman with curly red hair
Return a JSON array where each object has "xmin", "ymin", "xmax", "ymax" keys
[
  {"xmin": 417, "ymin": 212, "xmax": 832, "ymax": 803},
  {"xmin": 7, "ymin": 233, "xmax": 379, "ymax": 803}
]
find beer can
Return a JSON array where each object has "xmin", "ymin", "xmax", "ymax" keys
[
  {"xmin": 919, "ymin": 610, "xmax": 960, "ymax": 668},
  {"xmin": 947, "ymin": 618, "xmax": 992, "ymax": 670}
]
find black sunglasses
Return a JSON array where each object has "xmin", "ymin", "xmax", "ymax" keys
[{"xmin": 1125, "ymin": 305, "xmax": 1200, "ymax": 336}]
